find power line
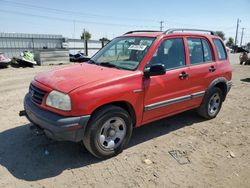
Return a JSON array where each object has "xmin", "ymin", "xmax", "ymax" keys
[
  {"xmin": 0, "ymin": 0, "xmax": 158, "ymax": 23},
  {"xmin": 1, "ymin": 0, "xmax": 240, "ymax": 33},
  {"xmin": 1, "ymin": 0, "xmax": 246, "ymax": 39},
  {"xmin": 166, "ymin": 20, "xmax": 235, "ymax": 31},
  {"xmin": 0, "ymin": 9, "xmax": 159, "ymax": 29}
]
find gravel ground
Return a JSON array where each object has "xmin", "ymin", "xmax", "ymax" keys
[{"xmin": 0, "ymin": 55, "xmax": 249, "ymax": 188}]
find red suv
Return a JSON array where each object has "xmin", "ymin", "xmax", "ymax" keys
[{"xmin": 21, "ymin": 29, "xmax": 232, "ymax": 158}]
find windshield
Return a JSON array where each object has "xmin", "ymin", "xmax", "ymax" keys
[{"xmin": 90, "ymin": 37, "xmax": 155, "ymax": 70}]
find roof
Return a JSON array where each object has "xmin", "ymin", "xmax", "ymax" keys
[
  {"xmin": 124, "ymin": 32, "xmax": 163, "ymax": 37},
  {"xmin": 123, "ymin": 29, "xmax": 219, "ymax": 38}
]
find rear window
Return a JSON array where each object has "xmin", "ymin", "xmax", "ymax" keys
[
  {"xmin": 213, "ymin": 39, "xmax": 227, "ymax": 60},
  {"xmin": 187, "ymin": 38, "xmax": 213, "ymax": 64}
]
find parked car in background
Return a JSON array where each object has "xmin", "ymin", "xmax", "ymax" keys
[
  {"xmin": 69, "ymin": 51, "xmax": 90, "ymax": 62},
  {"xmin": 0, "ymin": 52, "xmax": 11, "ymax": 68},
  {"xmin": 15, "ymin": 51, "xmax": 37, "ymax": 67},
  {"xmin": 239, "ymin": 52, "xmax": 250, "ymax": 65},
  {"xmin": 21, "ymin": 29, "xmax": 232, "ymax": 158},
  {"xmin": 233, "ymin": 45, "xmax": 249, "ymax": 53}
]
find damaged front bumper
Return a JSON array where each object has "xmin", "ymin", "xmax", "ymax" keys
[{"xmin": 21, "ymin": 94, "xmax": 90, "ymax": 142}]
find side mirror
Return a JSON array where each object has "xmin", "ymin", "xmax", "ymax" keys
[{"xmin": 144, "ymin": 64, "xmax": 166, "ymax": 78}]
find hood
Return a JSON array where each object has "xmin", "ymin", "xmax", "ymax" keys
[{"xmin": 35, "ymin": 63, "xmax": 138, "ymax": 93}]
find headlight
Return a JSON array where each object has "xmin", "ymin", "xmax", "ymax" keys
[{"xmin": 46, "ymin": 90, "xmax": 71, "ymax": 111}]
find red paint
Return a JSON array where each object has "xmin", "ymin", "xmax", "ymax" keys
[{"xmin": 31, "ymin": 31, "xmax": 232, "ymax": 127}]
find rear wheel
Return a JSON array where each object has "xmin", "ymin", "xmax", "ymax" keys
[
  {"xmin": 83, "ymin": 105, "xmax": 133, "ymax": 159},
  {"xmin": 197, "ymin": 87, "xmax": 223, "ymax": 119}
]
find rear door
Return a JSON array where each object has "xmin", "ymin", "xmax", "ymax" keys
[
  {"xmin": 186, "ymin": 37, "xmax": 218, "ymax": 106},
  {"xmin": 142, "ymin": 37, "xmax": 193, "ymax": 123},
  {"xmin": 212, "ymin": 38, "xmax": 231, "ymax": 78}
]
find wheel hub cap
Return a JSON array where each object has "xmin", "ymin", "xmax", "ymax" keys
[
  {"xmin": 208, "ymin": 93, "xmax": 220, "ymax": 116},
  {"xmin": 98, "ymin": 117, "xmax": 126, "ymax": 150},
  {"xmin": 108, "ymin": 129, "xmax": 116, "ymax": 137}
]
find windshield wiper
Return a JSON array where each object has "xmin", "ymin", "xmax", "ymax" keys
[
  {"xmin": 88, "ymin": 59, "xmax": 98, "ymax": 64},
  {"xmin": 99, "ymin": 62, "xmax": 120, "ymax": 69}
]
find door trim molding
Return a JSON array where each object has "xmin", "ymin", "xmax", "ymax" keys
[{"xmin": 144, "ymin": 91, "xmax": 205, "ymax": 111}]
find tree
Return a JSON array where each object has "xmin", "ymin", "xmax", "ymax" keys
[
  {"xmin": 99, "ymin": 37, "xmax": 110, "ymax": 42},
  {"xmin": 80, "ymin": 31, "xmax": 91, "ymax": 41},
  {"xmin": 226, "ymin": 37, "xmax": 234, "ymax": 47},
  {"xmin": 215, "ymin": 31, "xmax": 225, "ymax": 41},
  {"xmin": 80, "ymin": 31, "xmax": 91, "ymax": 56},
  {"xmin": 99, "ymin": 37, "xmax": 110, "ymax": 47}
]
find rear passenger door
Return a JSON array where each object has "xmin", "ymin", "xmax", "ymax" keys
[
  {"xmin": 186, "ymin": 37, "xmax": 217, "ymax": 106},
  {"xmin": 212, "ymin": 38, "xmax": 229, "ymax": 76}
]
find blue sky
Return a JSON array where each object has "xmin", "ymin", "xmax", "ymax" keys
[{"xmin": 0, "ymin": 0, "xmax": 250, "ymax": 44}]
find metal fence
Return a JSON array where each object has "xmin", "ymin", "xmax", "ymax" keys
[
  {"xmin": 67, "ymin": 39, "xmax": 105, "ymax": 57},
  {"xmin": 0, "ymin": 33, "xmax": 64, "ymax": 57},
  {"xmin": 0, "ymin": 32, "xmax": 106, "ymax": 58}
]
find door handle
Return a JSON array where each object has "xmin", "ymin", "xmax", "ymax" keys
[
  {"xmin": 179, "ymin": 72, "xmax": 189, "ymax": 79},
  {"xmin": 209, "ymin": 66, "xmax": 216, "ymax": 72}
]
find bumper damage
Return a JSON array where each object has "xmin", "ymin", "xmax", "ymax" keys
[{"xmin": 21, "ymin": 94, "xmax": 90, "ymax": 142}]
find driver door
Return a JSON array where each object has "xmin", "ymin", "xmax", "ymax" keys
[{"xmin": 142, "ymin": 38, "xmax": 193, "ymax": 123}]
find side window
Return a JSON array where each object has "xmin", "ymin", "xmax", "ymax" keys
[
  {"xmin": 201, "ymin": 39, "xmax": 213, "ymax": 62},
  {"xmin": 213, "ymin": 39, "xmax": 227, "ymax": 60},
  {"xmin": 149, "ymin": 38, "xmax": 185, "ymax": 69},
  {"xmin": 187, "ymin": 38, "xmax": 204, "ymax": 64},
  {"xmin": 187, "ymin": 38, "xmax": 214, "ymax": 64}
]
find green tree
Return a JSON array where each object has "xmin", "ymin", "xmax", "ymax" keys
[
  {"xmin": 80, "ymin": 31, "xmax": 91, "ymax": 40},
  {"xmin": 99, "ymin": 37, "xmax": 110, "ymax": 47},
  {"xmin": 215, "ymin": 31, "xmax": 225, "ymax": 41},
  {"xmin": 99, "ymin": 37, "xmax": 110, "ymax": 42},
  {"xmin": 226, "ymin": 37, "xmax": 234, "ymax": 47}
]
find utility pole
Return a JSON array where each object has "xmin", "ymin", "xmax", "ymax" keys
[
  {"xmin": 234, "ymin": 18, "xmax": 240, "ymax": 48},
  {"xmin": 83, "ymin": 28, "xmax": 88, "ymax": 56},
  {"xmin": 160, "ymin": 21, "xmax": 164, "ymax": 31},
  {"xmin": 240, "ymin": 27, "xmax": 245, "ymax": 46},
  {"xmin": 73, "ymin": 20, "xmax": 75, "ymax": 50}
]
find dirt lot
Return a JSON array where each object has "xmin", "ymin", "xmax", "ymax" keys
[{"xmin": 0, "ymin": 57, "xmax": 249, "ymax": 188}]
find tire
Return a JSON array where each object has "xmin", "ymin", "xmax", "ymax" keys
[
  {"xmin": 197, "ymin": 87, "xmax": 223, "ymax": 119},
  {"xmin": 83, "ymin": 105, "xmax": 133, "ymax": 159}
]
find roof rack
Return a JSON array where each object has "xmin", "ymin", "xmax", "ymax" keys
[
  {"xmin": 163, "ymin": 28, "xmax": 216, "ymax": 35},
  {"xmin": 124, "ymin": 30, "xmax": 160, "ymax": 35}
]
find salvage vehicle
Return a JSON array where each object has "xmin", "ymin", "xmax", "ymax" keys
[
  {"xmin": 0, "ymin": 52, "xmax": 11, "ymax": 68},
  {"xmin": 20, "ymin": 29, "xmax": 232, "ymax": 158},
  {"xmin": 239, "ymin": 52, "xmax": 249, "ymax": 65},
  {"xmin": 16, "ymin": 51, "xmax": 37, "ymax": 67},
  {"xmin": 69, "ymin": 51, "xmax": 90, "ymax": 62}
]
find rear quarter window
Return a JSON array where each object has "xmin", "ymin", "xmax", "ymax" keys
[{"xmin": 213, "ymin": 39, "xmax": 227, "ymax": 60}]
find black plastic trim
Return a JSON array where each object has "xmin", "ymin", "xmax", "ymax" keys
[
  {"xmin": 24, "ymin": 93, "xmax": 90, "ymax": 142},
  {"xmin": 144, "ymin": 91, "xmax": 205, "ymax": 111}
]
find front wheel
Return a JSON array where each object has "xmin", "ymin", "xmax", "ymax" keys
[
  {"xmin": 197, "ymin": 87, "xmax": 223, "ymax": 119},
  {"xmin": 83, "ymin": 105, "xmax": 133, "ymax": 159}
]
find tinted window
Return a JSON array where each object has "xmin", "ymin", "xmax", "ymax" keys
[
  {"xmin": 201, "ymin": 39, "xmax": 213, "ymax": 62},
  {"xmin": 149, "ymin": 38, "xmax": 185, "ymax": 69},
  {"xmin": 187, "ymin": 38, "xmax": 214, "ymax": 64},
  {"xmin": 213, "ymin": 39, "xmax": 227, "ymax": 60},
  {"xmin": 187, "ymin": 38, "xmax": 204, "ymax": 64}
]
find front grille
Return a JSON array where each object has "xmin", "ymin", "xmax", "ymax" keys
[{"xmin": 29, "ymin": 84, "xmax": 47, "ymax": 105}]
